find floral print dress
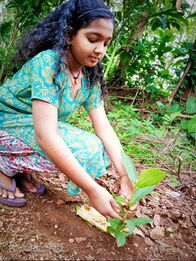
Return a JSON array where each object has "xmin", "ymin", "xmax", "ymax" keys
[{"xmin": 0, "ymin": 50, "xmax": 110, "ymax": 196}]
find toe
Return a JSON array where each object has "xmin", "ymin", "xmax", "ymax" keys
[
  {"xmin": 8, "ymin": 191, "xmax": 14, "ymax": 199},
  {"xmin": 2, "ymin": 189, "xmax": 8, "ymax": 198},
  {"xmin": 15, "ymin": 187, "xmax": 24, "ymax": 198}
]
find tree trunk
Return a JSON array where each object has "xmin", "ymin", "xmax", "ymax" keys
[{"xmin": 169, "ymin": 60, "xmax": 192, "ymax": 106}]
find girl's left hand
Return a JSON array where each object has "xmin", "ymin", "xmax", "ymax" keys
[{"xmin": 119, "ymin": 175, "xmax": 134, "ymax": 202}]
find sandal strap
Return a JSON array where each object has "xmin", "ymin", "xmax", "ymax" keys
[{"xmin": 0, "ymin": 178, "xmax": 16, "ymax": 193}]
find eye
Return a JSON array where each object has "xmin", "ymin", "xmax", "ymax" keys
[
  {"xmin": 88, "ymin": 38, "xmax": 98, "ymax": 43},
  {"xmin": 104, "ymin": 41, "xmax": 110, "ymax": 47}
]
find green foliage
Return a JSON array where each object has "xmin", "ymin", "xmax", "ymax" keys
[
  {"xmin": 186, "ymin": 96, "xmax": 196, "ymax": 114},
  {"xmin": 136, "ymin": 168, "xmax": 166, "ymax": 188},
  {"xmin": 108, "ymin": 157, "xmax": 164, "ymax": 247},
  {"xmin": 0, "ymin": 0, "xmax": 64, "ymax": 82}
]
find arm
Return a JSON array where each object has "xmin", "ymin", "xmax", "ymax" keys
[
  {"xmin": 89, "ymin": 106, "xmax": 134, "ymax": 200},
  {"xmin": 32, "ymin": 99, "xmax": 120, "ymax": 217}
]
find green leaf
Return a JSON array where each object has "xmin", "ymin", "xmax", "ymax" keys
[
  {"xmin": 121, "ymin": 150, "xmax": 137, "ymax": 183},
  {"xmin": 186, "ymin": 96, "xmax": 196, "ymax": 114},
  {"xmin": 187, "ymin": 116, "xmax": 196, "ymax": 133},
  {"xmin": 129, "ymin": 217, "xmax": 152, "ymax": 225},
  {"xmin": 136, "ymin": 168, "xmax": 166, "ymax": 188},
  {"xmin": 107, "ymin": 226, "xmax": 116, "ymax": 235},
  {"xmin": 167, "ymin": 102, "xmax": 182, "ymax": 113},
  {"xmin": 126, "ymin": 220, "xmax": 136, "ymax": 233},
  {"xmin": 116, "ymin": 232, "xmax": 126, "ymax": 247},
  {"xmin": 109, "ymin": 218, "xmax": 122, "ymax": 229},
  {"xmin": 131, "ymin": 186, "xmax": 155, "ymax": 205},
  {"xmin": 160, "ymin": 69, "xmax": 169, "ymax": 76},
  {"xmin": 180, "ymin": 119, "xmax": 188, "ymax": 129},
  {"xmin": 75, "ymin": 205, "xmax": 80, "ymax": 211},
  {"xmin": 114, "ymin": 195, "xmax": 128, "ymax": 205}
]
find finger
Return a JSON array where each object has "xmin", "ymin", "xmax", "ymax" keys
[
  {"xmin": 110, "ymin": 199, "xmax": 120, "ymax": 214},
  {"xmin": 120, "ymin": 191, "xmax": 131, "ymax": 202},
  {"xmin": 109, "ymin": 200, "xmax": 121, "ymax": 219}
]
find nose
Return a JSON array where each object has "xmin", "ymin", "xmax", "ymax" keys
[{"xmin": 94, "ymin": 43, "xmax": 106, "ymax": 56}]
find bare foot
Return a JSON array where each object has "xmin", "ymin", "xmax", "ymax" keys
[
  {"xmin": 0, "ymin": 172, "xmax": 24, "ymax": 199},
  {"xmin": 16, "ymin": 174, "xmax": 38, "ymax": 193}
]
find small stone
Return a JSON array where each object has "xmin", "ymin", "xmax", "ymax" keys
[
  {"xmin": 75, "ymin": 237, "xmax": 87, "ymax": 243},
  {"xmin": 150, "ymin": 226, "xmax": 165, "ymax": 240},
  {"xmin": 69, "ymin": 238, "xmax": 74, "ymax": 244},
  {"xmin": 0, "ymin": 221, "xmax": 3, "ymax": 228},
  {"xmin": 153, "ymin": 214, "xmax": 161, "ymax": 227},
  {"xmin": 145, "ymin": 237, "xmax": 154, "ymax": 246},
  {"xmin": 31, "ymin": 238, "xmax": 36, "ymax": 242},
  {"xmin": 56, "ymin": 199, "xmax": 65, "ymax": 206},
  {"xmin": 54, "ymin": 224, "xmax": 59, "ymax": 229}
]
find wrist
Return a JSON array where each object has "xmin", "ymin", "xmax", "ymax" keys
[
  {"xmin": 119, "ymin": 174, "xmax": 129, "ymax": 182},
  {"xmin": 83, "ymin": 181, "xmax": 100, "ymax": 196}
]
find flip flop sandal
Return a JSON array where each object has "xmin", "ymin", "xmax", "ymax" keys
[
  {"xmin": 16, "ymin": 174, "xmax": 45, "ymax": 195},
  {"xmin": 0, "ymin": 178, "xmax": 26, "ymax": 207}
]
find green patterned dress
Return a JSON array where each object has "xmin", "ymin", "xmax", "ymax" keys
[{"xmin": 0, "ymin": 49, "xmax": 110, "ymax": 195}]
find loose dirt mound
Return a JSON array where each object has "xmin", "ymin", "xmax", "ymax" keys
[{"xmin": 0, "ymin": 170, "xmax": 195, "ymax": 260}]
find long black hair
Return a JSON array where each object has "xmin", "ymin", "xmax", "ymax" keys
[{"xmin": 15, "ymin": 0, "xmax": 115, "ymax": 93}]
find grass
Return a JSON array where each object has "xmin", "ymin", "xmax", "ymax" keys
[{"xmin": 67, "ymin": 97, "xmax": 195, "ymax": 181}]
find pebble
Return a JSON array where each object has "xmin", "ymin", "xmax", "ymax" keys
[
  {"xmin": 56, "ymin": 199, "xmax": 65, "ymax": 206},
  {"xmin": 31, "ymin": 238, "xmax": 36, "ymax": 242},
  {"xmin": 54, "ymin": 224, "xmax": 59, "ymax": 229},
  {"xmin": 69, "ymin": 238, "xmax": 74, "ymax": 244},
  {"xmin": 153, "ymin": 214, "xmax": 161, "ymax": 227},
  {"xmin": 0, "ymin": 221, "xmax": 3, "ymax": 228},
  {"xmin": 150, "ymin": 226, "xmax": 165, "ymax": 240}
]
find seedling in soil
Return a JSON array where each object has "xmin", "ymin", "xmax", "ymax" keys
[{"xmin": 107, "ymin": 150, "xmax": 166, "ymax": 247}]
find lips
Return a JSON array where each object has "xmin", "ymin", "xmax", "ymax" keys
[{"xmin": 89, "ymin": 56, "xmax": 100, "ymax": 63}]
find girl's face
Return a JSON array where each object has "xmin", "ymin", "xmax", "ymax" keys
[{"xmin": 68, "ymin": 18, "xmax": 114, "ymax": 67}]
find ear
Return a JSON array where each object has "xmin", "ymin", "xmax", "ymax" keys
[{"xmin": 66, "ymin": 26, "xmax": 74, "ymax": 44}]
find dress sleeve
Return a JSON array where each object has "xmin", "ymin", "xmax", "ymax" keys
[
  {"xmin": 30, "ymin": 50, "xmax": 60, "ymax": 108},
  {"xmin": 83, "ymin": 83, "xmax": 104, "ymax": 111}
]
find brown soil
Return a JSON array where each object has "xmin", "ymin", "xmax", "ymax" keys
[{"xmin": 0, "ymin": 168, "xmax": 195, "ymax": 261}]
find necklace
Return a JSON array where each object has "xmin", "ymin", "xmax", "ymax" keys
[{"xmin": 68, "ymin": 66, "xmax": 81, "ymax": 85}]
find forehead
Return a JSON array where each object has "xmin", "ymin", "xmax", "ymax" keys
[{"xmin": 82, "ymin": 18, "xmax": 114, "ymax": 38}]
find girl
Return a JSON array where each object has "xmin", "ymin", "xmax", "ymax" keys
[{"xmin": 0, "ymin": 0, "xmax": 134, "ymax": 218}]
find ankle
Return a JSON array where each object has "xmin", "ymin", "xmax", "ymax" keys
[{"xmin": 0, "ymin": 172, "xmax": 11, "ymax": 185}]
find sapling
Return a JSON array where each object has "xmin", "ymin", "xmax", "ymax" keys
[{"xmin": 107, "ymin": 150, "xmax": 166, "ymax": 247}]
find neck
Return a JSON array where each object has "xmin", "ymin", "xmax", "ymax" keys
[{"xmin": 67, "ymin": 51, "xmax": 83, "ymax": 74}]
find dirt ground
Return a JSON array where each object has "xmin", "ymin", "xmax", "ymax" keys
[{"xmin": 0, "ymin": 167, "xmax": 195, "ymax": 261}]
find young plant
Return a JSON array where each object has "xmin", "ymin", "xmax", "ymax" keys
[{"xmin": 107, "ymin": 150, "xmax": 166, "ymax": 247}]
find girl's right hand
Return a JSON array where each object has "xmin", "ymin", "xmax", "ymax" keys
[{"xmin": 88, "ymin": 185, "xmax": 121, "ymax": 219}]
